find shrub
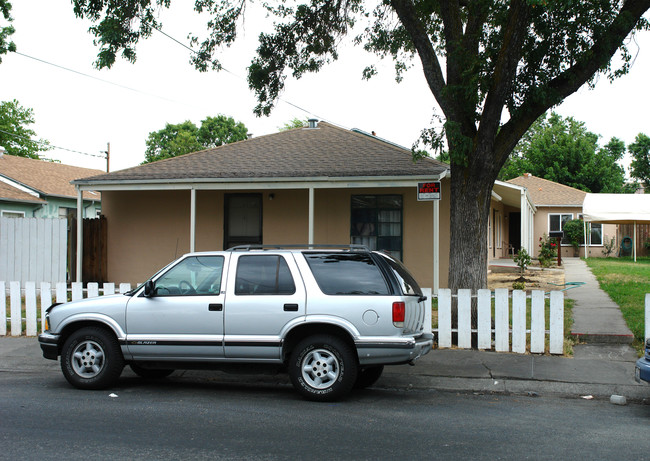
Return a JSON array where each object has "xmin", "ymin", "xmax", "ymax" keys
[
  {"xmin": 538, "ymin": 233, "xmax": 557, "ymax": 267},
  {"xmin": 514, "ymin": 248, "xmax": 531, "ymax": 273},
  {"xmin": 512, "ymin": 281, "xmax": 526, "ymax": 291},
  {"xmin": 603, "ymin": 236, "xmax": 616, "ymax": 257},
  {"xmin": 562, "ymin": 219, "xmax": 584, "ymax": 255}
]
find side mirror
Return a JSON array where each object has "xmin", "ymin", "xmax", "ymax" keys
[{"xmin": 143, "ymin": 280, "xmax": 155, "ymax": 298}]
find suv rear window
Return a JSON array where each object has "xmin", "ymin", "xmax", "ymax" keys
[
  {"xmin": 303, "ymin": 252, "xmax": 389, "ymax": 295},
  {"xmin": 379, "ymin": 253, "xmax": 422, "ymax": 296}
]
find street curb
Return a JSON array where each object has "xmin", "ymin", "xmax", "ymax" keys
[{"xmin": 376, "ymin": 375, "xmax": 650, "ymax": 401}]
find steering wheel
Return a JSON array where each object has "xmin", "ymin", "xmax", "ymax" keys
[{"xmin": 178, "ymin": 280, "xmax": 195, "ymax": 295}]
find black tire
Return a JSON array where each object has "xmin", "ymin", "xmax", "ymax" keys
[
  {"xmin": 288, "ymin": 335, "xmax": 358, "ymax": 402},
  {"xmin": 60, "ymin": 327, "xmax": 124, "ymax": 390},
  {"xmin": 129, "ymin": 364, "xmax": 174, "ymax": 379},
  {"xmin": 354, "ymin": 365, "xmax": 384, "ymax": 389}
]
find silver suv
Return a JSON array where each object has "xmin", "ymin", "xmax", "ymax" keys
[{"xmin": 39, "ymin": 245, "xmax": 433, "ymax": 401}]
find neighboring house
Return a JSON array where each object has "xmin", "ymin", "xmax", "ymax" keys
[
  {"xmin": 507, "ymin": 174, "xmax": 615, "ymax": 258},
  {"xmin": 72, "ymin": 121, "xmax": 534, "ymax": 290},
  {"xmin": 0, "ymin": 153, "xmax": 103, "ymax": 219}
]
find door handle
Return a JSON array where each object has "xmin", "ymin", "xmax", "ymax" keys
[
  {"xmin": 283, "ymin": 304, "xmax": 299, "ymax": 312},
  {"xmin": 208, "ymin": 304, "xmax": 223, "ymax": 311}
]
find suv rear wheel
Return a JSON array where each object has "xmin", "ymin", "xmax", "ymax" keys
[
  {"xmin": 288, "ymin": 335, "xmax": 358, "ymax": 402},
  {"xmin": 61, "ymin": 327, "xmax": 124, "ymax": 390},
  {"xmin": 354, "ymin": 365, "xmax": 384, "ymax": 389}
]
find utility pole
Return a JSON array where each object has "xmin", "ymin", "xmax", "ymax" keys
[{"xmin": 106, "ymin": 142, "xmax": 110, "ymax": 172}]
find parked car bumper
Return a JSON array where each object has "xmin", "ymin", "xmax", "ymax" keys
[
  {"xmin": 356, "ymin": 332, "xmax": 434, "ymax": 366},
  {"xmin": 635, "ymin": 339, "xmax": 650, "ymax": 384},
  {"xmin": 38, "ymin": 333, "xmax": 60, "ymax": 360}
]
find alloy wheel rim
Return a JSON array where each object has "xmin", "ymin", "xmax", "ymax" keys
[
  {"xmin": 71, "ymin": 340, "xmax": 105, "ymax": 378},
  {"xmin": 301, "ymin": 348, "xmax": 340, "ymax": 389}
]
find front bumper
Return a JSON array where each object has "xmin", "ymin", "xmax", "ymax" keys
[
  {"xmin": 38, "ymin": 333, "xmax": 60, "ymax": 360},
  {"xmin": 635, "ymin": 357, "xmax": 650, "ymax": 384}
]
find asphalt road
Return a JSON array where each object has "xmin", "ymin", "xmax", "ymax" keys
[{"xmin": 1, "ymin": 365, "xmax": 649, "ymax": 460}]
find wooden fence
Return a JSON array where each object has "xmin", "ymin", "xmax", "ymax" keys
[{"xmin": 0, "ymin": 218, "xmax": 67, "ymax": 285}]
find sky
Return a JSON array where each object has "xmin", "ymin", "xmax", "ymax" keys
[{"xmin": 1, "ymin": 1, "xmax": 649, "ymax": 174}]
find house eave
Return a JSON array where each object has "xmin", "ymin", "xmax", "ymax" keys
[{"xmin": 74, "ymin": 172, "xmax": 449, "ymax": 192}]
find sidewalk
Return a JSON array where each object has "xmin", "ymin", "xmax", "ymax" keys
[
  {"xmin": 2, "ymin": 337, "xmax": 647, "ymax": 402},
  {"xmin": 562, "ymin": 258, "xmax": 635, "ymax": 344}
]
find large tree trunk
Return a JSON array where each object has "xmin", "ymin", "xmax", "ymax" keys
[{"xmin": 447, "ymin": 160, "xmax": 496, "ymax": 293}]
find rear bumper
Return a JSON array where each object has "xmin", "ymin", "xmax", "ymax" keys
[
  {"xmin": 635, "ymin": 357, "xmax": 650, "ymax": 384},
  {"xmin": 38, "ymin": 333, "xmax": 60, "ymax": 360},
  {"xmin": 356, "ymin": 333, "xmax": 434, "ymax": 366}
]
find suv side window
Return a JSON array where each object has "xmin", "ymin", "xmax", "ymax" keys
[
  {"xmin": 303, "ymin": 252, "xmax": 389, "ymax": 295},
  {"xmin": 235, "ymin": 255, "xmax": 296, "ymax": 295},
  {"xmin": 155, "ymin": 256, "xmax": 224, "ymax": 296}
]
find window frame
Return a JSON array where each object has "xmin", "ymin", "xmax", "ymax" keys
[{"xmin": 350, "ymin": 194, "xmax": 403, "ymax": 261}]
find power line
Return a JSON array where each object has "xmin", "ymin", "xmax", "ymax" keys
[{"xmin": 0, "ymin": 127, "xmax": 106, "ymax": 159}]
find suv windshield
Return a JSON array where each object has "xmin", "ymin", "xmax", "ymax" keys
[
  {"xmin": 378, "ymin": 253, "xmax": 423, "ymax": 296},
  {"xmin": 303, "ymin": 252, "xmax": 390, "ymax": 295}
]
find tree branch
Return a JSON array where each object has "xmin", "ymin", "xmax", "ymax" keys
[
  {"xmin": 477, "ymin": 0, "xmax": 531, "ymax": 155},
  {"xmin": 389, "ymin": 0, "xmax": 450, "ymax": 117},
  {"xmin": 494, "ymin": 0, "xmax": 650, "ymax": 170}
]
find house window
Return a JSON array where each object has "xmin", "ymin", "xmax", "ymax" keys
[
  {"xmin": 1, "ymin": 210, "xmax": 25, "ymax": 218},
  {"xmin": 589, "ymin": 224, "xmax": 603, "ymax": 246},
  {"xmin": 549, "ymin": 213, "xmax": 573, "ymax": 244},
  {"xmin": 351, "ymin": 195, "xmax": 403, "ymax": 261},
  {"xmin": 575, "ymin": 214, "xmax": 602, "ymax": 246}
]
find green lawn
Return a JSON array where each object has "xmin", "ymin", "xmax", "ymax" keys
[{"xmin": 585, "ymin": 256, "xmax": 649, "ymax": 347}]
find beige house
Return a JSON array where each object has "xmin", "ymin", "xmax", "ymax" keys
[
  {"xmin": 507, "ymin": 174, "xmax": 616, "ymax": 258},
  {"xmin": 72, "ymin": 121, "xmax": 534, "ymax": 290}
]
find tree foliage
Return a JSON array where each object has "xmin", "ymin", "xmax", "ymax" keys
[
  {"xmin": 500, "ymin": 112, "xmax": 632, "ymax": 193},
  {"xmin": 279, "ymin": 117, "xmax": 308, "ymax": 131},
  {"xmin": 70, "ymin": 0, "xmax": 650, "ymax": 290},
  {"xmin": 0, "ymin": 99, "xmax": 50, "ymax": 158},
  {"xmin": 0, "ymin": 0, "xmax": 15, "ymax": 64},
  {"xmin": 629, "ymin": 133, "xmax": 650, "ymax": 191},
  {"xmin": 143, "ymin": 115, "xmax": 248, "ymax": 164}
]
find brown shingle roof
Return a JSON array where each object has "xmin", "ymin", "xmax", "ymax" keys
[
  {"xmin": 75, "ymin": 122, "xmax": 448, "ymax": 184},
  {"xmin": 0, "ymin": 180, "xmax": 46, "ymax": 203},
  {"xmin": 0, "ymin": 154, "xmax": 103, "ymax": 201},
  {"xmin": 507, "ymin": 174, "xmax": 585, "ymax": 207}
]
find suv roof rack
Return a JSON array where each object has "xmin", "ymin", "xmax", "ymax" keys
[{"xmin": 227, "ymin": 244, "xmax": 370, "ymax": 252}]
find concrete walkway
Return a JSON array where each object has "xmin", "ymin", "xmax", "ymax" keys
[{"xmin": 562, "ymin": 258, "xmax": 635, "ymax": 344}]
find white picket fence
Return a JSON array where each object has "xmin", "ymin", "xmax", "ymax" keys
[
  {"xmin": 3, "ymin": 282, "xmax": 648, "ymax": 355},
  {"xmin": 0, "ymin": 281, "xmax": 133, "ymax": 337},
  {"xmin": 0, "ymin": 217, "xmax": 68, "ymax": 284},
  {"xmin": 434, "ymin": 288, "xmax": 565, "ymax": 355}
]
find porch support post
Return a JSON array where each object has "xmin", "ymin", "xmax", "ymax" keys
[
  {"xmin": 433, "ymin": 199, "xmax": 440, "ymax": 294},
  {"xmin": 308, "ymin": 187, "xmax": 314, "ymax": 244},
  {"xmin": 634, "ymin": 221, "xmax": 637, "ymax": 262},
  {"xmin": 76, "ymin": 187, "xmax": 83, "ymax": 283},
  {"xmin": 190, "ymin": 188, "xmax": 196, "ymax": 253}
]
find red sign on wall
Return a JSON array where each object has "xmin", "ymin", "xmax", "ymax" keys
[{"xmin": 417, "ymin": 181, "xmax": 441, "ymax": 201}]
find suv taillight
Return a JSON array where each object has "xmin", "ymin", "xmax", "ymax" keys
[{"xmin": 392, "ymin": 302, "xmax": 405, "ymax": 327}]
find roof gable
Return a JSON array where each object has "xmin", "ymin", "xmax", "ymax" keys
[
  {"xmin": 0, "ymin": 154, "xmax": 103, "ymax": 200},
  {"xmin": 507, "ymin": 174, "xmax": 585, "ymax": 207},
  {"xmin": 75, "ymin": 122, "xmax": 448, "ymax": 184}
]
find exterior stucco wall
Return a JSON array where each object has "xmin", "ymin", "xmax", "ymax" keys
[
  {"xmin": 100, "ymin": 181, "xmax": 452, "ymax": 289},
  {"xmin": 533, "ymin": 206, "xmax": 616, "ymax": 258}
]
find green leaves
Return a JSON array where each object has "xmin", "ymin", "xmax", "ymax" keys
[
  {"xmin": 0, "ymin": 0, "xmax": 16, "ymax": 64},
  {"xmin": 142, "ymin": 115, "xmax": 248, "ymax": 163},
  {"xmin": 499, "ymin": 112, "xmax": 630, "ymax": 193},
  {"xmin": 629, "ymin": 133, "xmax": 650, "ymax": 190},
  {"xmin": 0, "ymin": 100, "xmax": 50, "ymax": 158}
]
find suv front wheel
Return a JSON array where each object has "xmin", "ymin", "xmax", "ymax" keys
[
  {"xmin": 288, "ymin": 335, "xmax": 358, "ymax": 402},
  {"xmin": 61, "ymin": 327, "xmax": 124, "ymax": 390}
]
